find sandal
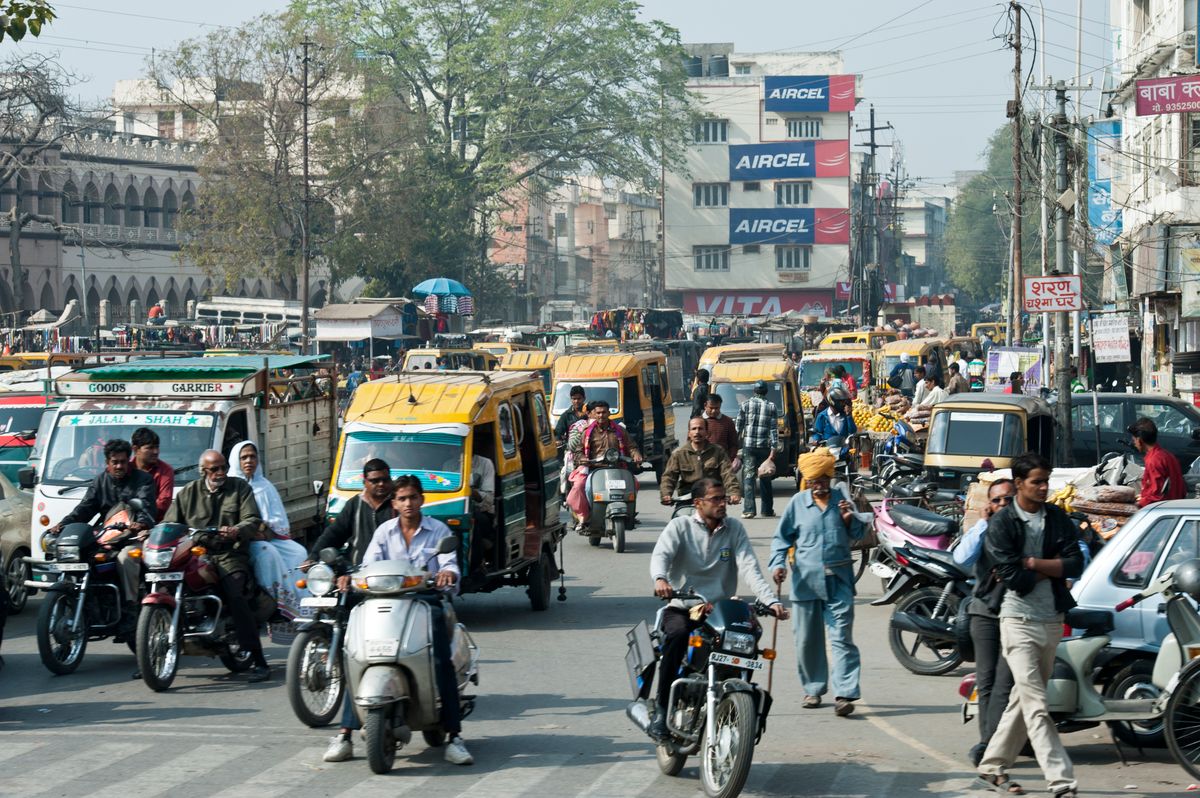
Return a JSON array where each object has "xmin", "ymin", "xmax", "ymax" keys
[
  {"xmin": 1051, "ymin": 790, "xmax": 1076, "ymax": 798},
  {"xmin": 976, "ymin": 774, "xmax": 1025, "ymax": 795}
]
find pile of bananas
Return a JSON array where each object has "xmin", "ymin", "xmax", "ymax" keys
[
  {"xmin": 1049, "ymin": 483, "xmax": 1076, "ymax": 513},
  {"xmin": 801, "ymin": 391, "xmax": 814, "ymax": 410}
]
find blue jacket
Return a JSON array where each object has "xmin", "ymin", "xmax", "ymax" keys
[
  {"xmin": 769, "ymin": 487, "xmax": 865, "ymax": 602},
  {"xmin": 812, "ymin": 408, "xmax": 857, "ymax": 443}
]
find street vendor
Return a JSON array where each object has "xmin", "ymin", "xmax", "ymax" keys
[{"xmin": 1130, "ymin": 418, "xmax": 1185, "ymax": 506}]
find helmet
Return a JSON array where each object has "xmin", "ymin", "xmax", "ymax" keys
[
  {"xmin": 827, "ymin": 387, "xmax": 850, "ymax": 406},
  {"xmin": 1174, "ymin": 559, "xmax": 1200, "ymax": 600},
  {"xmin": 753, "ymin": 380, "xmax": 768, "ymax": 395}
]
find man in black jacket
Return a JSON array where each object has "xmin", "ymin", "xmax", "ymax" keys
[{"xmin": 977, "ymin": 452, "xmax": 1082, "ymax": 797}]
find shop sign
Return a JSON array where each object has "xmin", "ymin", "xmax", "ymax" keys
[
  {"xmin": 763, "ymin": 75, "xmax": 856, "ymax": 112},
  {"xmin": 1135, "ymin": 74, "xmax": 1200, "ymax": 116},
  {"xmin": 729, "ymin": 140, "xmax": 849, "ymax": 180},
  {"xmin": 1092, "ymin": 314, "xmax": 1132, "ymax": 363},
  {"xmin": 1023, "ymin": 275, "xmax": 1082, "ymax": 312},
  {"xmin": 683, "ymin": 291, "xmax": 832, "ymax": 317}
]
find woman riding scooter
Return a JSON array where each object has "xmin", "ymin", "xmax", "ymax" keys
[{"xmin": 812, "ymin": 388, "xmax": 857, "ymax": 457}]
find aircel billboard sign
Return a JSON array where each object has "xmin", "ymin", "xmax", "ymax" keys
[
  {"xmin": 728, "ymin": 140, "xmax": 850, "ymax": 180},
  {"xmin": 729, "ymin": 209, "xmax": 850, "ymax": 245},
  {"xmin": 763, "ymin": 75, "xmax": 856, "ymax": 113}
]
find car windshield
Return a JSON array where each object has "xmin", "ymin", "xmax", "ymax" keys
[
  {"xmin": 0, "ymin": 405, "xmax": 46, "ymax": 435},
  {"xmin": 336, "ymin": 429, "xmax": 465, "ymax": 493},
  {"xmin": 799, "ymin": 361, "xmax": 863, "ymax": 389},
  {"xmin": 43, "ymin": 411, "xmax": 216, "ymax": 484},
  {"xmin": 713, "ymin": 381, "xmax": 783, "ymax": 413},
  {"xmin": 552, "ymin": 381, "xmax": 620, "ymax": 415},
  {"xmin": 927, "ymin": 411, "xmax": 1024, "ymax": 457}
]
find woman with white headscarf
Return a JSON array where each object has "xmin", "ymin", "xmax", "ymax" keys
[{"xmin": 230, "ymin": 440, "xmax": 307, "ymax": 620}]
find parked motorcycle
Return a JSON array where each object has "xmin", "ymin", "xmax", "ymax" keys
[
  {"xmin": 287, "ymin": 547, "xmax": 353, "ymax": 727},
  {"xmin": 132, "ymin": 523, "xmax": 274, "ymax": 691},
  {"xmin": 343, "ymin": 536, "xmax": 479, "ymax": 775},
  {"xmin": 874, "ymin": 544, "xmax": 973, "ymax": 676},
  {"xmin": 867, "ymin": 498, "xmax": 959, "ymax": 585},
  {"xmin": 578, "ymin": 450, "xmax": 638, "ymax": 552},
  {"xmin": 625, "ymin": 591, "xmax": 776, "ymax": 798},
  {"xmin": 25, "ymin": 502, "xmax": 144, "ymax": 674}
]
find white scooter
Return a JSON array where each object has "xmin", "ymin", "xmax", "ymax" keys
[
  {"xmin": 343, "ymin": 536, "xmax": 480, "ymax": 774},
  {"xmin": 579, "ymin": 449, "xmax": 639, "ymax": 553}
]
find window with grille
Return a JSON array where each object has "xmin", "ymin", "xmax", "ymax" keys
[
  {"xmin": 694, "ymin": 119, "xmax": 728, "ymax": 143},
  {"xmin": 775, "ymin": 181, "xmax": 812, "ymax": 206},
  {"xmin": 693, "ymin": 183, "xmax": 729, "ymax": 207},
  {"xmin": 734, "ymin": 64, "xmax": 752, "ymax": 75},
  {"xmin": 786, "ymin": 118, "xmax": 821, "ymax": 139},
  {"xmin": 694, "ymin": 245, "xmax": 730, "ymax": 271},
  {"xmin": 775, "ymin": 246, "xmax": 811, "ymax": 271}
]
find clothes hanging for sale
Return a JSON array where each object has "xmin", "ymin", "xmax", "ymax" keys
[
  {"xmin": 424, "ymin": 294, "xmax": 440, "ymax": 314},
  {"xmin": 457, "ymin": 296, "xmax": 474, "ymax": 316}
]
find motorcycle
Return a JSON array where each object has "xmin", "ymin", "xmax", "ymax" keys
[
  {"xmin": 960, "ymin": 561, "xmax": 1200, "ymax": 774},
  {"xmin": 867, "ymin": 498, "xmax": 959, "ymax": 585},
  {"xmin": 873, "ymin": 544, "xmax": 973, "ymax": 676},
  {"xmin": 132, "ymin": 523, "xmax": 274, "ymax": 691},
  {"xmin": 578, "ymin": 449, "xmax": 638, "ymax": 552},
  {"xmin": 343, "ymin": 536, "xmax": 479, "ymax": 775},
  {"xmin": 287, "ymin": 548, "xmax": 353, "ymax": 727},
  {"xmin": 625, "ymin": 591, "xmax": 776, "ymax": 798},
  {"xmin": 25, "ymin": 501, "xmax": 145, "ymax": 674}
]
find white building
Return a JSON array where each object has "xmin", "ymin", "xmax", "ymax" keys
[{"xmin": 664, "ymin": 45, "xmax": 857, "ymax": 318}]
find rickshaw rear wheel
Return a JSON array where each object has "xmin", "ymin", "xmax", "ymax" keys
[{"xmin": 527, "ymin": 550, "xmax": 552, "ymax": 611}]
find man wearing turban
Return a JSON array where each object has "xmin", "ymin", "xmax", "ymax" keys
[{"xmin": 769, "ymin": 451, "xmax": 865, "ymax": 718}]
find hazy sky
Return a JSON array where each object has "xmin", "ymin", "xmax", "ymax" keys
[{"xmin": 15, "ymin": 0, "xmax": 1111, "ymax": 190}]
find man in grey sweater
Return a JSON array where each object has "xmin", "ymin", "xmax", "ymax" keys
[{"xmin": 643, "ymin": 477, "xmax": 787, "ymax": 739}]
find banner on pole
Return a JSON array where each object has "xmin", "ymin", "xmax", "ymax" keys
[{"xmin": 1091, "ymin": 315, "xmax": 1132, "ymax": 363}]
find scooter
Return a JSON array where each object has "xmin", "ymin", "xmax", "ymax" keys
[
  {"xmin": 343, "ymin": 536, "xmax": 479, "ymax": 775},
  {"xmin": 868, "ymin": 498, "xmax": 958, "ymax": 584},
  {"xmin": 874, "ymin": 544, "xmax": 973, "ymax": 676},
  {"xmin": 578, "ymin": 449, "xmax": 638, "ymax": 553},
  {"xmin": 626, "ymin": 590, "xmax": 777, "ymax": 798},
  {"xmin": 959, "ymin": 561, "xmax": 1200, "ymax": 774}
]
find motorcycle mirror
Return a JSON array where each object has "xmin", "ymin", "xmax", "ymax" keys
[
  {"xmin": 436, "ymin": 535, "xmax": 458, "ymax": 555},
  {"xmin": 17, "ymin": 466, "xmax": 35, "ymax": 490},
  {"xmin": 318, "ymin": 547, "xmax": 340, "ymax": 565},
  {"xmin": 312, "ymin": 479, "xmax": 325, "ymax": 496},
  {"xmin": 1192, "ymin": 428, "xmax": 1200, "ymax": 442},
  {"xmin": 126, "ymin": 498, "xmax": 146, "ymax": 513}
]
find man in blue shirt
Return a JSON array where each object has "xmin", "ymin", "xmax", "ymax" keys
[{"xmin": 770, "ymin": 451, "xmax": 865, "ymax": 718}]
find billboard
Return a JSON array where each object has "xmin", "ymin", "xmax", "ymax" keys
[
  {"xmin": 763, "ymin": 75, "xmax": 856, "ymax": 113},
  {"xmin": 729, "ymin": 140, "xmax": 850, "ymax": 180},
  {"xmin": 1087, "ymin": 119, "xmax": 1122, "ymax": 246},
  {"xmin": 729, "ymin": 208, "xmax": 849, "ymax": 245},
  {"xmin": 682, "ymin": 290, "xmax": 832, "ymax": 317},
  {"xmin": 1135, "ymin": 75, "xmax": 1200, "ymax": 116},
  {"xmin": 984, "ymin": 347, "xmax": 1043, "ymax": 393}
]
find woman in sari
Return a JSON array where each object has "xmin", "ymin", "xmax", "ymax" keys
[{"xmin": 229, "ymin": 440, "xmax": 307, "ymax": 620}]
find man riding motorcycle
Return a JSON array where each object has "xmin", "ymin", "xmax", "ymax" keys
[
  {"xmin": 659, "ymin": 416, "xmax": 741, "ymax": 507},
  {"xmin": 641, "ymin": 477, "xmax": 788, "ymax": 739},
  {"xmin": 50, "ymin": 438, "xmax": 156, "ymax": 641}
]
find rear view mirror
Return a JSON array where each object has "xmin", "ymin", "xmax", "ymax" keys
[
  {"xmin": 313, "ymin": 479, "xmax": 325, "ymax": 496},
  {"xmin": 436, "ymin": 536, "xmax": 458, "ymax": 555},
  {"xmin": 1191, "ymin": 429, "xmax": 1200, "ymax": 441},
  {"xmin": 17, "ymin": 466, "xmax": 34, "ymax": 490},
  {"xmin": 127, "ymin": 498, "xmax": 146, "ymax": 513},
  {"xmin": 318, "ymin": 547, "xmax": 340, "ymax": 565}
]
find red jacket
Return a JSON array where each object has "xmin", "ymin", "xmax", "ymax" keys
[
  {"xmin": 1139, "ymin": 445, "xmax": 1185, "ymax": 507},
  {"xmin": 140, "ymin": 459, "xmax": 176, "ymax": 521}
]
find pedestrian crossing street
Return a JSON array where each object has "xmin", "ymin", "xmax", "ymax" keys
[{"xmin": 0, "ymin": 726, "xmax": 983, "ymax": 798}]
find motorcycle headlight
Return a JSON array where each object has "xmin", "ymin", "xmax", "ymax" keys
[
  {"xmin": 56, "ymin": 544, "xmax": 79, "ymax": 562},
  {"xmin": 605, "ymin": 449, "xmax": 619, "ymax": 463},
  {"xmin": 145, "ymin": 549, "xmax": 174, "ymax": 570},
  {"xmin": 721, "ymin": 631, "xmax": 757, "ymax": 656},
  {"xmin": 306, "ymin": 563, "xmax": 335, "ymax": 597}
]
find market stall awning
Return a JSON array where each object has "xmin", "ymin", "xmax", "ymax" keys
[
  {"xmin": 315, "ymin": 303, "xmax": 419, "ymax": 342},
  {"xmin": 21, "ymin": 300, "xmax": 80, "ymax": 331}
]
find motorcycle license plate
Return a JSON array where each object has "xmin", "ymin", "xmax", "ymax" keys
[
  {"xmin": 145, "ymin": 571, "xmax": 184, "ymax": 582},
  {"xmin": 608, "ymin": 479, "xmax": 626, "ymax": 489},
  {"xmin": 708, "ymin": 652, "xmax": 764, "ymax": 670},
  {"xmin": 367, "ymin": 639, "xmax": 399, "ymax": 657},
  {"xmin": 301, "ymin": 596, "xmax": 338, "ymax": 608},
  {"xmin": 45, "ymin": 563, "xmax": 89, "ymax": 572}
]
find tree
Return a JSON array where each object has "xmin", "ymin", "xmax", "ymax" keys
[
  {"xmin": 0, "ymin": 1, "xmax": 54, "ymax": 44},
  {"xmin": 945, "ymin": 124, "xmax": 1043, "ymax": 303}
]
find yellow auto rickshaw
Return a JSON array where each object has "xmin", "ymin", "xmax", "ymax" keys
[
  {"xmin": 970, "ymin": 323, "xmax": 1007, "ymax": 343},
  {"xmin": 707, "ymin": 353, "xmax": 807, "ymax": 480},
  {"xmin": 945, "ymin": 336, "xmax": 981, "ymax": 363},
  {"xmin": 329, "ymin": 371, "xmax": 564, "ymax": 609},
  {"xmin": 550, "ymin": 351, "xmax": 677, "ymax": 481},
  {"xmin": 798, "ymin": 348, "xmax": 873, "ymax": 408},
  {"xmin": 499, "ymin": 350, "xmax": 557, "ymax": 396},
  {"xmin": 402, "ymin": 348, "xmax": 500, "ymax": 371},
  {"xmin": 818, "ymin": 330, "xmax": 898, "ymax": 350},
  {"xmin": 924, "ymin": 393, "xmax": 1056, "ymax": 490},
  {"xmin": 879, "ymin": 339, "xmax": 950, "ymax": 388},
  {"xmin": 473, "ymin": 341, "xmax": 538, "ymax": 358}
]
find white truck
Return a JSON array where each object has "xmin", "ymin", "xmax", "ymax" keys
[{"xmin": 24, "ymin": 355, "xmax": 337, "ymax": 559}]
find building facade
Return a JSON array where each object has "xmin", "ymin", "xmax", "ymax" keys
[{"xmin": 664, "ymin": 45, "xmax": 856, "ymax": 318}]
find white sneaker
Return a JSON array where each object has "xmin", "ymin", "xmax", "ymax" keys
[
  {"xmin": 444, "ymin": 736, "xmax": 474, "ymax": 765},
  {"xmin": 323, "ymin": 735, "xmax": 353, "ymax": 762}
]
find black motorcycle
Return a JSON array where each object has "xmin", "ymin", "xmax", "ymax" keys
[
  {"xmin": 626, "ymin": 591, "xmax": 776, "ymax": 798},
  {"xmin": 874, "ymin": 544, "xmax": 973, "ymax": 676},
  {"xmin": 28, "ymin": 501, "xmax": 145, "ymax": 674},
  {"xmin": 287, "ymin": 547, "xmax": 353, "ymax": 727}
]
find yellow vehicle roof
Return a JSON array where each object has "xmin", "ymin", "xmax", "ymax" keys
[
  {"xmin": 880, "ymin": 338, "xmax": 945, "ymax": 356},
  {"xmin": 710, "ymin": 359, "xmax": 793, "ymax": 383},
  {"xmin": 344, "ymin": 371, "xmax": 541, "ymax": 425},
  {"xmin": 699, "ymin": 343, "xmax": 785, "ymax": 365},
  {"xmin": 801, "ymin": 348, "xmax": 871, "ymax": 362},
  {"xmin": 553, "ymin": 351, "xmax": 665, "ymax": 378},
  {"xmin": 500, "ymin": 351, "xmax": 557, "ymax": 369},
  {"xmin": 570, "ymin": 339, "xmax": 621, "ymax": 350},
  {"xmin": 930, "ymin": 392, "xmax": 1053, "ymax": 416}
]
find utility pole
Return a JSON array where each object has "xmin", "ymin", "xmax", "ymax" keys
[
  {"xmin": 854, "ymin": 105, "xmax": 892, "ymax": 326},
  {"xmin": 1008, "ymin": 0, "xmax": 1023, "ymax": 347},
  {"xmin": 299, "ymin": 39, "xmax": 313, "ymax": 355}
]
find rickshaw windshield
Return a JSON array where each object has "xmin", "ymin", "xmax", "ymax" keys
[
  {"xmin": 552, "ymin": 381, "xmax": 620, "ymax": 415},
  {"xmin": 337, "ymin": 429, "xmax": 465, "ymax": 492},
  {"xmin": 0, "ymin": 404, "xmax": 46, "ymax": 435},
  {"xmin": 713, "ymin": 381, "xmax": 783, "ymax": 412},
  {"xmin": 927, "ymin": 411, "xmax": 1024, "ymax": 457},
  {"xmin": 799, "ymin": 361, "xmax": 863, "ymax": 388}
]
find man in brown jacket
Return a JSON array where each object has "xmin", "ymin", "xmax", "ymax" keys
[
  {"xmin": 660, "ymin": 417, "xmax": 741, "ymax": 505},
  {"xmin": 703, "ymin": 394, "xmax": 740, "ymax": 464},
  {"xmin": 164, "ymin": 448, "xmax": 269, "ymax": 681}
]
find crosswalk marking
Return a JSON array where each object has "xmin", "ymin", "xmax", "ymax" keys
[
  {"xmin": 7, "ymin": 742, "xmax": 154, "ymax": 797},
  {"xmin": 208, "ymin": 749, "xmax": 327, "ymax": 798},
  {"xmin": 575, "ymin": 758, "xmax": 659, "ymax": 797},
  {"xmin": 451, "ymin": 753, "xmax": 572, "ymax": 796},
  {"xmin": 0, "ymin": 740, "xmax": 44, "ymax": 765},
  {"xmin": 87, "ymin": 744, "xmax": 257, "ymax": 798},
  {"xmin": 331, "ymin": 771, "xmax": 436, "ymax": 798}
]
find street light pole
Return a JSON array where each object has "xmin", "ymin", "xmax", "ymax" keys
[{"xmin": 299, "ymin": 39, "xmax": 312, "ymax": 355}]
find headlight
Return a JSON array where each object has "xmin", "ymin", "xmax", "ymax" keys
[
  {"xmin": 57, "ymin": 545, "xmax": 79, "ymax": 562},
  {"xmin": 145, "ymin": 549, "xmax": 174, "ymax": 569},
  {"xmin": 605, "ymin": 449, "xmax": 619, "ymax": 463},
  {"xmin": 306, "ymin": 563, "xmax": 334, "ymax": 597},
  {"xmin": 353, "ymin": 574, "xmax": 426, "ymax": 594},
  {"xmin": 722, "ymin": 631, "xmax": 757, "ymax": 655}
]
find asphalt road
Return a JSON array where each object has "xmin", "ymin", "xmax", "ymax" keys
[{"xmin": 0, "ymin": 416, "xmax": 1192, "ymax": 797}]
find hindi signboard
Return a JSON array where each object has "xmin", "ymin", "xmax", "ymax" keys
[
  {"xmin": 1092, "ymin": 315, "xmax": 1132, "ymax": 363},
  {"xmin": 1135, "ymin": 74, "xmax": 1200, "ymax": 116},
  {"xmin": 1024, "ymin": 275, "xmax": 1082, "ymax": 312}
]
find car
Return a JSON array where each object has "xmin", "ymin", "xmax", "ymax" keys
[
  {"xmin": 1069, "ymin": 392, "xmax": 1200, "ymax": 471},
  {"xmin": 0, "ymin": 471, "xmax": 33, "ymax": 614}
]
